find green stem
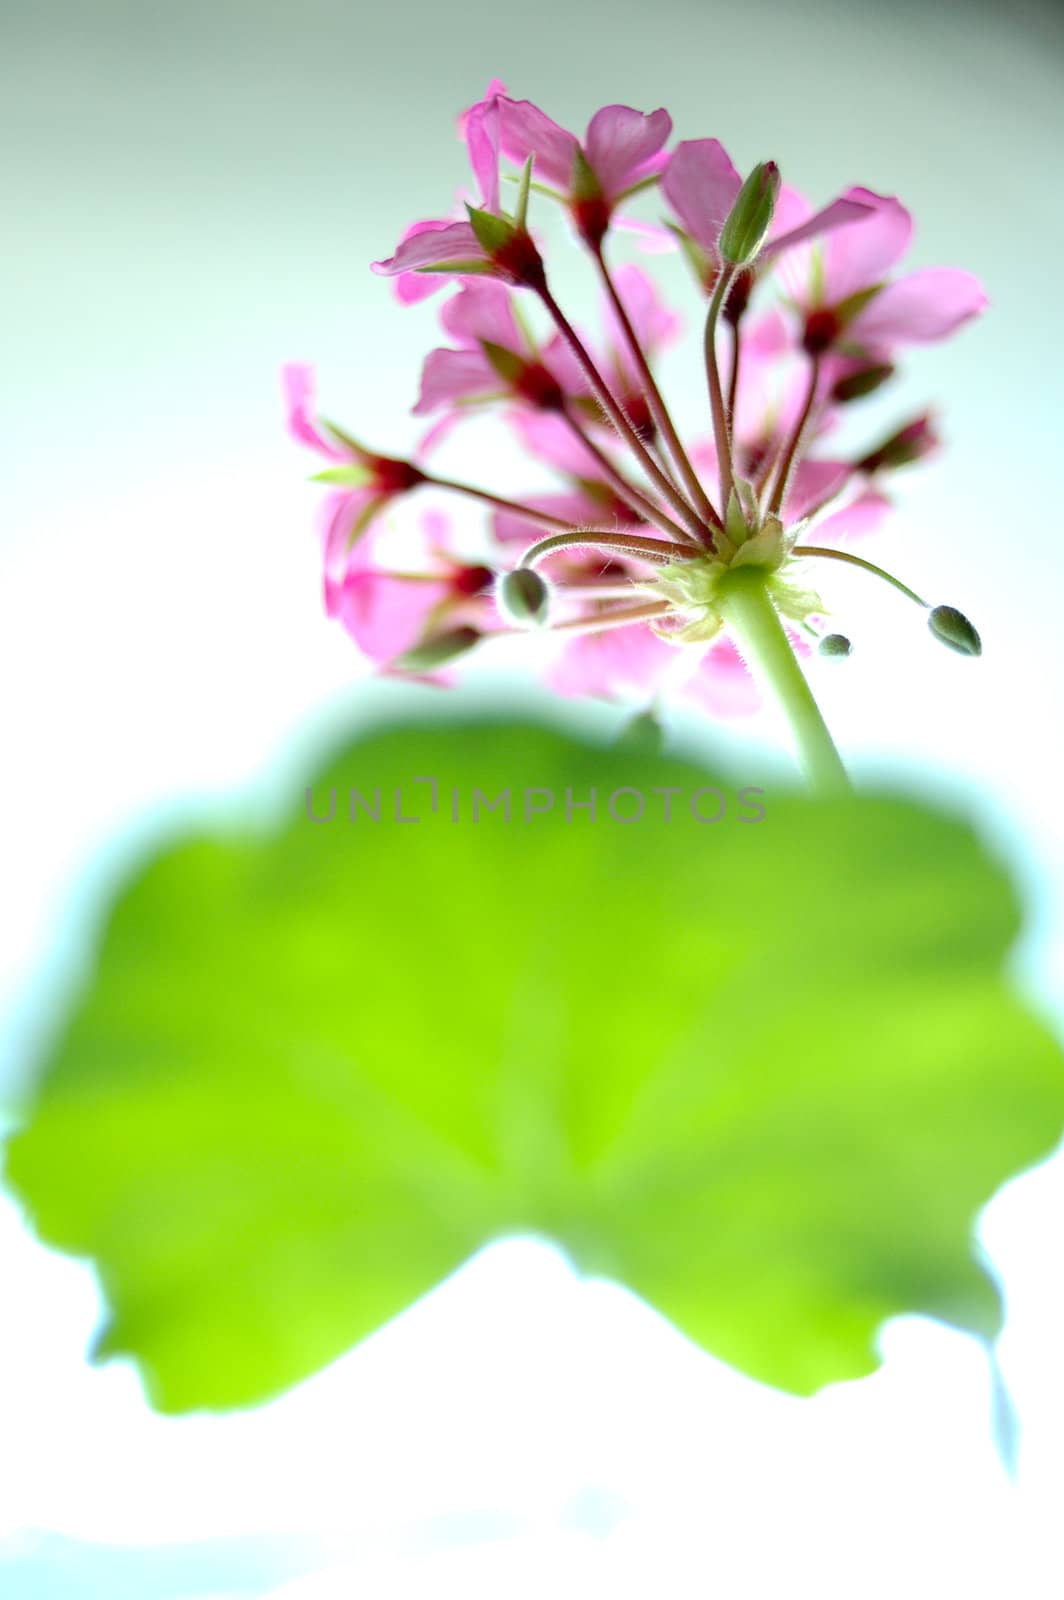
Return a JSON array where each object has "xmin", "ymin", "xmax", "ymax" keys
[{"xmin": 717, "ymin": 568, "xmax": 850, "ymax": 793}]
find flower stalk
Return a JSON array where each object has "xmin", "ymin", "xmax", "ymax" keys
[{"xmin": 717, "ymin": 569, "xmax": 850, "ymax": 793}]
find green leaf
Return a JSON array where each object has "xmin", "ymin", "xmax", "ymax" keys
[{"xmin": 5, "ymin": 715, "xmax": 1062, "ymax": 1412}]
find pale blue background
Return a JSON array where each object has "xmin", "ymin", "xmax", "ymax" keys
[{"xmin": 2, "ymin": 0, "xmax": 1063, "ymax": 1593}]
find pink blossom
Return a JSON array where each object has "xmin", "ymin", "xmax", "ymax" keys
[
  {"xmin": 784, "ymin": 189, "xmax": 987, "ymax": 353},
  {"xmin": 372, "ymin": 86, "xmax": 545, "ymax": 297},
  {"xmin": 295, "ymin": 89, "xmax": 987, "ymax": 729},
  {"xmin": 324, "ymin": 512, "xmax": 495, "ymax": 666},
  {"xmin": 662, "ymin": 141, "xmax": 873, "ymax": 291},
  {"xmin": 484, "ymin": 88, "xmax": 672, "ymax": 246},
  {"xmin": 282, "ymin": 363, "xmax": 424, "ymax": 579},
  {"xmin": 412, "ymin": 280, "xmax": 571, "ymax": 418}
]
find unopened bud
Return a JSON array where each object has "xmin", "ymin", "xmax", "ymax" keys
[
  {"xmin": 392, "ymin": 626, "xmax": 481, "ymax": 674},
  {"xmin": 928, "ymin": 605, "xmax": 981, "ymax": 657},
  {"xmin": 858, "ymin": 415, "xmax": 939, "ymax": 473},
  {"xmin": 819, "ymin": 633, "xmax": 853, "ymax": 657},
  {"xmin": 719, "ymin": 162, "xmax": 781, "ymax": 266},
  {"xmin": 832, "ymin": 363, "xmax": 895, "ymax": 403},
  {"xmin": 498, "ymin": 567, "xmax": 550, "ymax": 626}
]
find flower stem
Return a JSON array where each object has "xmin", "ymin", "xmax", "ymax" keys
[
  {"xmin": 703, "ymin": 265, "xmax": 737, "ymax": 511},
  {"xmin": 519, "ymin": 529, "xmax": 687, "ymax": 568},
  {"xmin": 717, "ymin": 568, "xmax": 850, "ymax": 793},
  {"xmin": 560, "ymin": 406, "xmax": 696, "ymax": 545},
  {"xmin": 768, "ymin": 355, "xmax": 820, "ymax": 516},
  {"xmin": 791, "ymin": 545, "xmax": 929, "ymax": 608},
  {"xmin": 420, "ymin": 474, "xmax": 581, "ymax": 532},
  {"xmin": 593, "ymin": 245, "xmax": 723, "ymax": 537},
  {"xmin": 537, "ymin": 281, "xmax": 710, "ymax": 544}
]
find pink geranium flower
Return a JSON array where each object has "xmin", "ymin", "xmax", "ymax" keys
[
  {"xmin": 292, "ymin": 85, "xmax": 988, "ymax": 753},
  {"xmin": 372, "ymin": 83, "xmax": 548, "ymax": 299},
  {"xmin": 412, "ymin": 280, "xmax": 571, "ymax": 419},
  {"xmin": 324, "ymin": 511, "xmax": 496, "ymax": 668},
  {"xmin": 782, "ymin": 188, "xmax": 988, "ymax": 354},
  {"xmin": 662, "ymin": 140, "xmax": 874, "ymax": 293},
  {"xmin": 482, "ymin": 85, "xmax": 672, "ymax": 247},
  {"xmin": 282, "ymin": 363, "xmax": 424, "ymax": 578}
]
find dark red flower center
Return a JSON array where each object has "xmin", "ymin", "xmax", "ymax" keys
[
  {"xmin": 573, "ymin": 195, "xmax": 611, "ymax": 251},
  {"xmin": 492, "ymin": 229, "xmax": 547, "ymax": 292},
  {"xmin": 514, "ymin": 362, "xmax": 565, "ymax": 410},
  {"xmin": 370, "ymin": 455, "xmax": 425, "ymax": 494},
  {"xmin": 451, "ymin": 564, "xmax": 494, "ymax": 597},
  {"xmin": 802, "ymin": 307, "xmax": 842, "ymax": 356}
]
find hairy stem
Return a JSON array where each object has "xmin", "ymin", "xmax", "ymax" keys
[
  {"xmin": 519, "ymin": 529, "xmax": 688, "ymax": 569},
  {"xmin": 421, "ymin": 474, "xmax": 586, "ymax": 532},
  {"xmin": 560, "ymin": 406, "xmax": 696, "ymax": 544},
  {"xmin": 768, "ymin": 356, "xmax": 821, "ymax": 516},
  {"xmin": 594, "ymin": 246, "xmax": 722, "ymax": 537},
  {"xmin": 537, "ymin": 281, "xmax": 709, "ymax": 543},
  {"xmin": 792, "ymin": 545, "xmax": 929, "ymax": 608},
  {"xmin": 703, "ymin": 264, "xmax": 737, "ymax": 511}
]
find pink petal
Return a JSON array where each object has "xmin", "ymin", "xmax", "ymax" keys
[
  {"xmin": 540, "ymin": 331, "xmax": 589, "ymax": 396},
  {"xmin": 320, "ymin": 488, "xmax": 380, "ymax": 580},
  {"xmin": 412, "ymin": 347, "xmax": 499, "ymax": 415},
  {"xmin": 611, "ymin": 215, "xmax": 677, "ymax": 253},
  {"xmin": 848, "ymin": 268, "xmax": 987, "ymax": 345},
  {"xmin": 458, "ymin": 79, "xmax": 509, "ymax": 135},
  {"xmin": 440, "ymin": 279, "xmax": 524, "ymax": 352},
  {"xmin": 509, "ymin": 409, "xmax": 616, "ymax": 480},
  {"xmin": 762, "ymin": 194, "xmax": 876, "ymax": 261},
  {"xmin": 785, "ymin": 459, "xmax": 852, "ymax": 522},
  {"xmin": 682, "ymin": 637, "xmax": 761, "ymax": 718},
  {"xmin": 415, "ymin": 411, "xmax": 462, "ymax": 457},
  {"xmin": 605, "ymin": 262, "xmax": 682, "ymax": 355},
  {"xmin": 583, "ymin": 105, "xmax": 672, "ymax": 204},
  {"xmin": 811, "ymin": 489, "xmax": 892, "ymax": 545},
  {"xmin": 281, "ymin": 363, "xmax": 345, "ymax": 460},
  {"xmin": 661, "ymin": 140, "xmax": 742, "ymax": 257},
  {"xmin": 491, "ymin": 490, "xmax": 604, "ymax": 547},
  {"xmin": 497, "ymin": 97, "xmax": 579, "ymax": 192},
  {"xmin": 822, "ymin": 188, "xmax": 912, "ymax": 304},
  {"xmin": 372, "ymin": 221, "xmax": 486, "ymax": 277},
  {"xmin": 463, "ymin": 90, "xmax": 502, "ymax": 213},
  {"xmin": 547, "ymin": 622, "xmax": 677, "ymax": 700},
  {"xmin": 326, "ymin": 570, "xmax": 451, "ymax": 662}
]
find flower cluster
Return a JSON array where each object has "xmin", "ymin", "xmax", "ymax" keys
[{"xmin": 285, "ymin": 82, "xmax": 985, "ymax": 725}]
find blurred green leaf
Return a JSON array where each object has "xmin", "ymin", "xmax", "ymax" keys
[{"xmin": 5, "ymin": 716, "xmax": 1063, "ymax": 1411}]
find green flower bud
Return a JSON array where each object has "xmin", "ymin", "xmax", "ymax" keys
[
  {"xmin": 928, "ymin": 605, "xmax": 981, "ymax": 657},
  {"xmin": 498, "ymin": 567, "xmax": 550, "ymax": 627},
  {"xmin": 719, "ymin": 161, "xmax": 781, "ymax": 267},
  {"xmin": 831, "ymin": 363, "xmax": 895, "ymax": 403},
  {"xmin": 392, "ymin": 626, "xmax": 481, "ymax": 674},
  {"xmin": 819, "ymin": 633, "xmax": 853, "ymax": 657}
]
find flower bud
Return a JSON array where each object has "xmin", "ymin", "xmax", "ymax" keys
[
  {"xmin": 819, "ymin": 633, "xmax": 853, "ymax": 657},
  {"xmin": 928, "ymin": 605, "xmax": 981, "ymax": 657},
  {"xmin": 858, "ymin": 415, "xmax": 939, "ymax": 473},
  {"xmin": 831, "ymin": 363, "xmax": 895, "ymax": 403},
  {"xmin": 719, "ymin": 162, "xmax": 781, "ymax": 267},
  {"xmin": 392, "ymin": 626, "xmax": 481, "ymax": 674},
  {"xmin": 498, "ymin": 567, "xmax": 550, "ymax": 626}
]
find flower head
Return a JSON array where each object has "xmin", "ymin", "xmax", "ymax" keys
[{"xmin": 290, "ymin": 90, "xmax": 987, "ymax": 760}]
